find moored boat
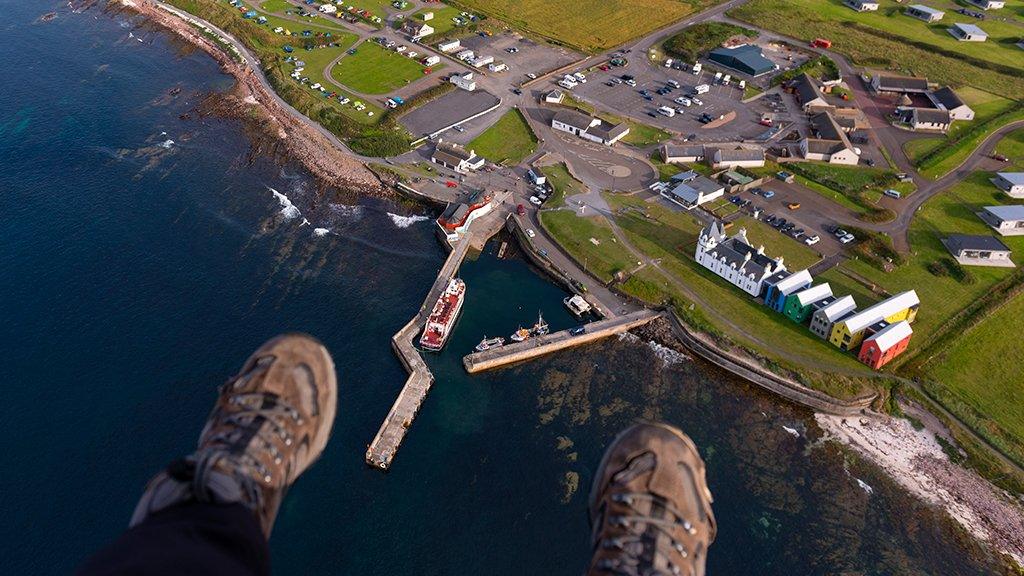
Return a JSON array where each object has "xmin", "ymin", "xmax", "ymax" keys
[
  {"xmin": 510, "ymin": 327, "xmax": 531, "ymax": 342},
  {"xmin": 474, "ymin": 336, "xmax": 505, "ymax": 352},
  {"xmin": 563, "ymin": 294, "xmax": 592, "ymax": 318},
  {"xmin": 530, "ymin": 311, "xmax": 549, "ymax": 336},
  {"xmin": 419, "ymin": 278, "xmax": 465, "ymax": 351}
]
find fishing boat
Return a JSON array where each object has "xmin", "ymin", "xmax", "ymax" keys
[
  {"xmin": 510, "ymin": 327, "xmax": 531, "ymax": 342},
  {"xmin": 530, "ymin": 311, "xmax": 549, "ymax": 336},
  {"xmin": 563, "ymin": 294, "xmax": 592, "ymax": 318},
  {"xmin": 474, "ymin": 336, "xmax": 505, "ymax": 352}
]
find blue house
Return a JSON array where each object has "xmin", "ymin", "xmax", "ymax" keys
[{"xmin": 764, "ymin": 269, "xmax": 812, "ymax": 312}]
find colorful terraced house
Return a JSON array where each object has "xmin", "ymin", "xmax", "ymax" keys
[
  {"xmin": 828, "ymin": 290, "xmax": 920, "ymax": 351},
  {"xmin": 782, "ymin": 283, "xmax": 833, "ymax": 323},
  {"xmin": 763, "ymin": 269, "xmax": 812, "ymax": 312},
  {"xmin": 809, "ymin": 295, "xmax": 857, "ymax": 339},
  {"xmin": 857, "ymin": 321, "xmax": 913, "ymax": 369}
]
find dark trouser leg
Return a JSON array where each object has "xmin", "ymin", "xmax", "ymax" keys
[{"xmin": 77, "ymin": 501, "xmax": 270, "ymax": 576}]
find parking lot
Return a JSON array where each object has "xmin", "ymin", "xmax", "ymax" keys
[
  {"xmin": 567, "ymin": 64, "xmax": 764, "ymax": 141},
  {"xmin": 457, "ymin": 32, "xmax": 582, "ymax": 85}
]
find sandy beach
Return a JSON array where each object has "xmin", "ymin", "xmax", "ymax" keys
[{"xmin": 816, "ymin": 413, "xmax": 1024, "ymax": 567}]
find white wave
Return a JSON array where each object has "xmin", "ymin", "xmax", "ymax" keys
[
  {"xmin": 387, "ymin": 212, "xmax": 430, "ymax": 228},
  {"xmin": 313, "ymin": 227, "xmax": 331, "ymax": 237},
  {"xmin": 158, "ymin": 139, "xmax": 174, "ymax": 149},
  {"xmin": 855, "ymin": 478, "xmax": 874, "ymax": 495},
  {"xmin": 647, "ymin": 340, "xmax": 689, "ymax": 367},
  {"xmin": 782, "ymin": 425, "xmax": 800, "ymax": 438},
  {"xmin": 268, "ymin": 186, "xmax": 301, "ymax": 220}
]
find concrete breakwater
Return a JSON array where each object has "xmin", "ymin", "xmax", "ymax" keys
[{"xmin": 463, "ymin": 310, "xmax": 659, "ymax": 373}]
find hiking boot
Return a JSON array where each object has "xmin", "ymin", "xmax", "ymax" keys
[
  {"xmin": 130, "ymin": 333, "xmax": 337, "ymax": 537},
  {"xmin": 587, "ymin": 422, "xmax": 716, "ymax": 576}
]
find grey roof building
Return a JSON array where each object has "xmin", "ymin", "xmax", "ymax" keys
[
  {"xmin": 942, "ymin": 234, "xmax": 1014, "ymax": 267},
  {"xmin": 978, "ymin": 205, "xmax": 1024, "ymax": 236},
  {"xmin": 707, "ymin": 44, "xmax": 775, "ymax": 77},
  {"xmin": 871, "ymin": 74, "xmax": 930, "ymax": 94}
]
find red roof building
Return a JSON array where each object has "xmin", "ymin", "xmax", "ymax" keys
[{"xmin": 857, "ymin": 321, "xmax": 912, "ymax": 369}]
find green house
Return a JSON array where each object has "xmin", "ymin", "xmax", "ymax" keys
[{"xmin": 782, "ymin": 283, "xmax": 833, "ymax": 324}]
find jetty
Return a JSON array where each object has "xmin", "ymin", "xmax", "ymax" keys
[
  {"xmin": 462, "ymin": 310, "xmax": 659, "ymax": 373},
  {"xmin": 366, "ymin": 192, "xmax": 510, "ymax": 471}
]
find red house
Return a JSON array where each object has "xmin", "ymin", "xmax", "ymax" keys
[{"xmin": 858, "ymin": 321, "xmax": 913, "ymax": 369}]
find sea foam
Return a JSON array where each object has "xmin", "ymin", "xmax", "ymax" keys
[
  {"xmin": 268, "ymin": 186, "xmax": 301, "ymax": 220},
  {"xmin": 387, "ymin": 213, "xmax": 430, "ymax": 228}
]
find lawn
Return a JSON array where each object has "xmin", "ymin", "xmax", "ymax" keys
[
  {"xmin": 540, "ymin": 163, "xmax": 585, "ymax": 208},
  {"xmin": 284, "ymin": 40, "xmax": 384, "ymax": 123},
  {"xmin": 331, "ymin": 42, "xmax": 436, "ymax": 94},
  {"xmin": 926, "ymin": 293, "xmax": 1024, "ymax": 447},
  {"xmin": 467, "ymin": 109, "xmax": 537, "ymax": 165},
  {"xmin": 411, "ymin": 6, "xmax": 465, "ymax": 37},
  {"xmin": 451, "ymin": 0, "xmax": 719, "ymax": 52},
  {"xmin": 538, "ymin": 211, "xmax": 639, "ymax": 283},
  {"xmin": 259, "ymin": 0, "xmax": 293, "ymax": 12},
  {"xmin": 340, "ymin": 0, "xmax": 393, "ymax": 19},
  {"xmin": 601, "ymin": 193, "xmax": 874, "ymax": 388},
  {"xmin": 619, "ymin": 119, "xmax": 672, "ymax": 147},
  {"xmin": 836, "ymin": 170, "xmax": 1024, "ymax": 358},
  {"xmin": 729, "ymin": 0, "xmax": 1024, "ymax": 99}
]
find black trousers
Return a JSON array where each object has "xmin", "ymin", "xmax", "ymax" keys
[{"xmin": 77, "ymin": 502, "xmax": 269, "ymax": 576}]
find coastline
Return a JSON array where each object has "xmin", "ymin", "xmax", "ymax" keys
[
  {"xmin": 102, "ymin": 0, "xmax": 1024, "ymax": 567},
  {"xmin": 111, "ymin": 0, "xmax": 389, "ymax": 196},
  {"xmin": 816, "ymin": 413, "xmax": 1024, "ymax": 566}
]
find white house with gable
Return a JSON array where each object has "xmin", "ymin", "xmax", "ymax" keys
[{"xmin": 695, "ymin": 221, "xmax": 787, "ymax": 296}]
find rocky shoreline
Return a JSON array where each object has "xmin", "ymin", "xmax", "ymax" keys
[{"xmin": 110, "ymin": 0, "xmax": 389, "ymax": 197}]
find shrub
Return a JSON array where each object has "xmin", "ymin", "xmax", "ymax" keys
[{"xmin": 662, "ymin": 22, "xmax": 757, "ymax": 61}]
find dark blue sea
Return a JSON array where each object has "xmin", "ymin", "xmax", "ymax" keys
[{"xmin": 0, "ymin": 2, "xmax": 1005, "ymax": 574}]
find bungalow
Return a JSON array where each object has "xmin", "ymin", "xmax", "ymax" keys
[
  {"xmin": 910, "ymin": 108, "xmax": 952, "ymax": 132},
  {"xmin": 928, "ymin": 86, "xmax": 974, "ymax": 120},
  {"xmin": 800, "ymin": 112, "xmax": 860, "ymax": 165},
  {"xmin": 967, "ymin": 0, "xmax": 1004, "ymax": 9},
  {"xmin": 844, "ymin": 0, "xmax": 879, "ymax": 10},
  {"xmin": 544, "ymin": 90, "xmax": 564, "ymax": 104},
  {"xmin": 662, "ymin": 174, "xmax": 725, "ymax": 210},
  {"xmin": 707, "ymin": 44, "xmax": 776, "ymax": 77},
  {"xmin": 992, "ymin": 172, "xmax": 1024, "ymax": 198},
  {"xmin": 449, "ymin": 72, "xmax": 476, "ymax": 91},
  {"xmin": 792, "ymin": 73, "xmax": 829, "ymax": 113},
  {"xmin": 782, "ymin": 283, "xmax": 834, "ymax": 323},
  {"xmin": 402, "ymin": 21, "xmax": 434, "ymax": 41},
  {"xmin": 905, "ymin": 4, "xmax": 944, "ymax": 22},
  {"xmin": 765, "ymin": 269, "xmax": 813, "ymax": 312},
  {"xmin": 707, "ymin": 146, "xmax": 765, "ymax": 169},
  {"xmin": 551, "ymin": 110, "xmax": 629, "ymax": 146},
  {"xmin": 430, "ymin": 140, "xmax": 485, "ymax": 174},
  {"xmin": 871, "ymin": 74, "xmax": 930, "ymax": 95},
  {"xmin": 437, "ymin": 39, "xmax": 461, "ymax": 53},
  {"xmin": 942, "ymin": 234, "xmax": 1014, "ymax": 267},
  {"xmin": 858, "ymin": 321, "xmax": 913, "ymax": 369},
  {"xmin": 829, "ymin": 290, "xmax": 920, "ymax": 351},
  {"xmin": 662, "ymin": 144, "xmax": 705, "ymax": 164},
  {"xmin": 949, "ymin": 23, "xmax": 987, "ymax": 42},
  {"xmin": 809, "ymin": 294, "xmax": 857, "ymax": 339},
  {"xmin": 978, "ymin": 205, "xmax": 1024, "ymax": 236},
  {"xmin": 695, "ymin": 221, "xmax": 788, "ymax": 296}
]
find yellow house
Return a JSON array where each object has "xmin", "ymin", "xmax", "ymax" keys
[{"xmin": 829, "ymin": 290, "xmax": 920, "ymax": 350}]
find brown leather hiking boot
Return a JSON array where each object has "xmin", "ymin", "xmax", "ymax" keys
[
  {"xmin": 129, "ymin": 334, "xmax": 337, "ymax": 537},
  {"xmin": 587, "ymin": 422, "xmax": 716, "ymax": 576}
]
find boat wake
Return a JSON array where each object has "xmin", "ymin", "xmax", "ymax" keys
[{"xmin": 387, "ymin": 213, "xmax": 430, "ymax": 228}]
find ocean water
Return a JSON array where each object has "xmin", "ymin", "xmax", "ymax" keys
[{"xmin": 0, "ymin": 2, "xmax": 1006, "ymax": 574}]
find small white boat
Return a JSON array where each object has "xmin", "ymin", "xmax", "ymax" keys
[{"xmin": 475, "ymin": 336, "xmax": 505, "ymax": 352}]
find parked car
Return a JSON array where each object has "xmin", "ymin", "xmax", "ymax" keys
[
  {"xmin": 569, "ymin": 326, "xmax": 586, "ymax": 336},
  {"xmin": 516, "ymin": 204, "xmax": 526, "ymax": 216},
  {"xmin": 674, "ymin": 96, "xmax": 691, "ymax": 106},
  {"xmin": 690, "ymin": 97, "xmax": 703, "ymax": 106},
  {"xmin": 529, "ymin": 196, "xmax": 542, "ymax": 206},
  {"xmin": 839, "ymin": 233, "xmax": 855, "ymax": 244},
  {"xmin": 883, "ymin": 189, "xmax": 902, "ymax": 199},
  {"xmin": 762, "ymin": 190, "xmax": 775, "ymax": 199},
  {"xmin": 804, "ymin": 235, "xmax": 820, "ymax": 246},
  {"xmin": 526, "ymin": 73, "xmax": 537, "ymax": 79},
  {"xmin": 453, "ymin": 125, "xmax": 465, "ymax": 132},
  {"xmin": 833, "ymin": 227, "xmax": 848, "ymax": 238},
  {"xmin": 526, "ymin": 229, "xmax": 536, "ymax": 238},
  {"xmin": 787, "ymin": 202, "xmax": 801, "ymax": 210},
  {"xmin": 445, "ymin": 181, "xmax": 457, "ymax": 188},
  {"xmin": 992, "ymin": 153, "xmax": 1009, "ymax": 162},
  {"xmin": 625, "ymin": 79, "xmax": 637, "ymax": 87}
]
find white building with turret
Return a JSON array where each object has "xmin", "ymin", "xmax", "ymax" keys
[{"xmin": 695, "ymin": 221, "xmax": 787, "ymax": 296}]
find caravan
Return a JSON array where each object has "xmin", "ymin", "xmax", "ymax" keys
[{"xmin": 657, "ymin": 106, "xmax": 676, "ymax": 117}]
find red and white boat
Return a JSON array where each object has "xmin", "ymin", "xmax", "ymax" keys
[{"xmin": 419, "ymin": 278, "xmax": 465, "ymax": 351}]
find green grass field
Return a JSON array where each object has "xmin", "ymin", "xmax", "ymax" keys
[
  {"xmin": 411, "ymin": 6, "xmax": 465, "ymax": 37},
  {"xmin": 729, "ymin": 0, "xmax": 1024, "ymax": 99},
  {"xmin": 540, "ymin": 163, "xmax": 585, "ymax": 208},
  {"xmin": 538, "ymin": 211, "xmax": 638, "ymax": 282},
  {"xmin": 836, "ymin": 171, "xmax": 1024, "ymax": 357},
  {"xmin": 467, "ymin": 109, "xmax": 537, "ymax": 165},
  {"xmin": 926, "ymin": 293, "xmax": 1024, "ymax": 445},
  {"xmin": 331, "ymin": 42, "xmax": 435, "ymax": 94},
  {"xmin": 451, "ymin": 0, "xmax": 716, "ymax": 52},
  {"xmin": 259, "ymin": 0, "xmax": 293, "ymax": 12}
]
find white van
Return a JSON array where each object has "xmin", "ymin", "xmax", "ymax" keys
[
  {"xmin": 557, "ymin": 79, "xmax": 576, "ymax": 90},
  {"xmin": 667, "ymin": 80, "xmax": 681, "ymax": 89},
  {"xmin": 883, "ymin": 189, "xmax": 902, "ymax": 199},
  {"xmin": 657, "ymin": 106, "xmax": 676, "ymax": 117},
  {"xmin": 722, "ymin": 75, "xmax": 731, "ymax": 86},
  {"xmin": 573, "ymin": 72, "xmax": 587, "ymax": 83},
  {"xmin": 674, "ymin": 96, "xmax": 691, "ymax": 106},
  {"xmin": 714, "ymin": 72, "xmax": 722, "ymax": 83},
  {"xmin": 664, "ymin": 58, "xmax": 673, "ymax": 68},
  {"xmin": 694, "ymin": 84, "xmax": 710, "ymax": 94},
  {"xmin": 738, "ymin": 80, "xmax": 746, "ymax": 90},
  {"xmin": 692, "ymin": 62, "xmax": 702, "ymax": 75}
]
